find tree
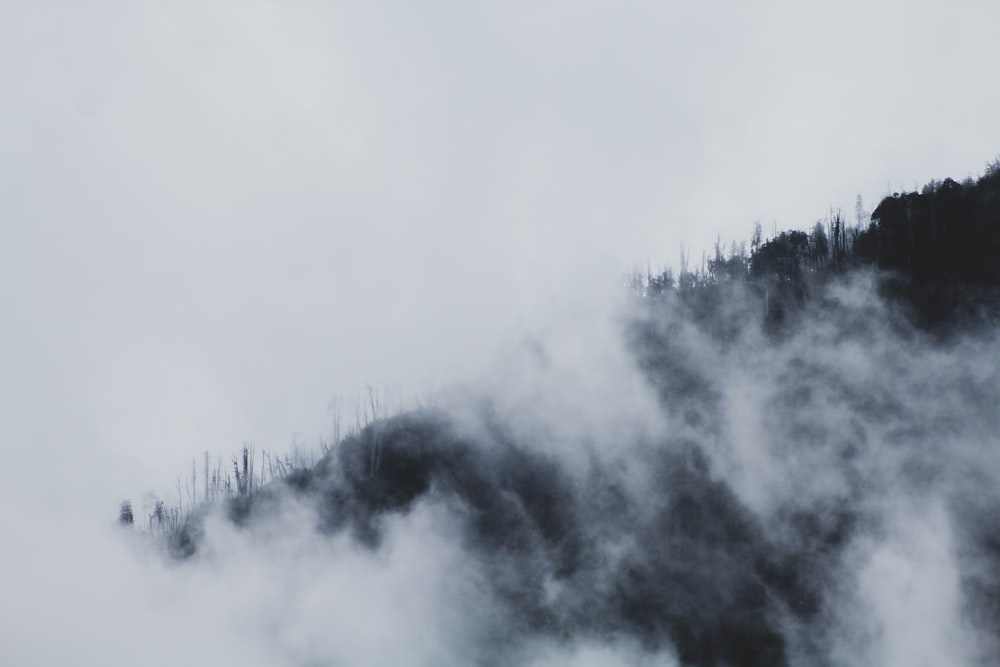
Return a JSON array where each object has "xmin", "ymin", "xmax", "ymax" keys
[
  {"xmin": 831, "ymin": 211, "xmax": 848, "ymax": 270},
  {"xmin": 118, "ymin": 500, "xmax": 134, "ymax": 526},
  {"xmin": 984, "ymin": 155, "xmax": 1000, "ymax": 185},
  {"xmin": 809, "ymin": 222, "xmax": 829, "ymax": 269}
]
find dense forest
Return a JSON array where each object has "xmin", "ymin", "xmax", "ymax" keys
[
  {"xmin": 633, "ymin": 157, "xmax": 1000, "ymax": 334},
  {"xmin": 125, "ymin": 160, "xmax": 1000, "ymax": 667}
]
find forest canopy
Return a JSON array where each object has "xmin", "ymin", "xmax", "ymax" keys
[
  {"xmin": 630, "ymin": 158, "xmax": 1000, "ymax": 333},
  {"xmin": 125, "ymin": 157, "xmax": 1000, "ymax": 667}
]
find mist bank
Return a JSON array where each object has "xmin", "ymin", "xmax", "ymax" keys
[{"xmin": 147, "ymin": 292, "xmax": 999, "ymax": 665}]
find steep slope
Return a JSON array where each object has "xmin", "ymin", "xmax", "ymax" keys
[{"xmin": 150, "ymin": 164, "xmax": 1000, "ymax": 666}]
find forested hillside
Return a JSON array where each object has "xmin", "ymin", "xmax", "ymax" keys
[{"xmin": 127, "ymin": 160, "xmax": 1000, "ymax": 667}]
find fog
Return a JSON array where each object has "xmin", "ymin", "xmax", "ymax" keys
[
  {"xmin": 7, "ymin": 274, "xmax": 1000, "ymax": 665},
  {"xmin": 2, "ymin": 2, "xmax": 1000, "ymax": 665}
]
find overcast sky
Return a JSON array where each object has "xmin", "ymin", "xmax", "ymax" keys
[{"xmin": 2, "ymin": 1, "xmax": 1000, "ymax": 515}]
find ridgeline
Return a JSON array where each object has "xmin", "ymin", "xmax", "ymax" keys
[{"xmin": 127, "ymin": 158, "xmax": 1000, "ymax": 667}]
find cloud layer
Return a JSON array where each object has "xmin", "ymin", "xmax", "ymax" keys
[{"xmin": 4, "ymin": 276, "xmax": 994, "ymax": 665}]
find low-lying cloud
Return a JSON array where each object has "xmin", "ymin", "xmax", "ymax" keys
[{"xmin": 6, "ymin": 274, "xmax": 998, "ymax": 666}]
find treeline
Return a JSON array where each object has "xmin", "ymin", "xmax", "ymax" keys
[
  {"xmin": 128, "ymin": 158, "xmax": 1000, "ymax": 544},
  {"xmin": 118, "ymin": 443, "xmax": 317, "ymax": 556},
  {"xmin": 119, "ymin": 390, "xmax": 400, "ymax": 555},
  {"xmin": 632, "ymin": 157, "xmax": 1000, "ymax": 331},
  {"xmin": 863, "ymin": 164, "xmax": 1000, "ymax": 283}
]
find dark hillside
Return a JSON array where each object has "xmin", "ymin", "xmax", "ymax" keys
[
  {"xmin": 144, "ymin": 160, "xmax": 1000, "ymax": 666},
  {"xmin": 208, "ymin": 408, "xmax": 821, "ymax": 667},
  {"xmin": 634, "ymin": 162, "xmax": 1000, "ymax": 337}
]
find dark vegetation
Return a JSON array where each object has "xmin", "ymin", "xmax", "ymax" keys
[
  {"xmin": 631, "ymin": 157, "xmax": 1000, "ymax": 335},
  {"xmin": 125, "ymin": 158, "xmax": 1000, "ymax": 666}
]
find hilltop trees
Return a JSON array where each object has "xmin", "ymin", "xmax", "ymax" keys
[
  {"xmin": 630, "ymin": 160, "xmax": 1000, "ymax": 333},
  {"xmin": 856, "ymin": 171, "xmax": 1000, "ymax": 284}
]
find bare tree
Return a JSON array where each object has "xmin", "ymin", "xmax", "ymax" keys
[
  {"xmin": 368, "ymin": 386, "xmax": 384, "ymax": 476},
  {"xmin": 232, "ymin": 443, "xmax": 254, "ymax": 497},
  {"xmin": 327, "ymin": 395, "xmax": 344, "ymax": 454}
]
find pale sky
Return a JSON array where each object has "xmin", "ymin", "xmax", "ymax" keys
[{"xmin": 2, "ymin": 1, "xmax": 999, "ymax": 514}]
